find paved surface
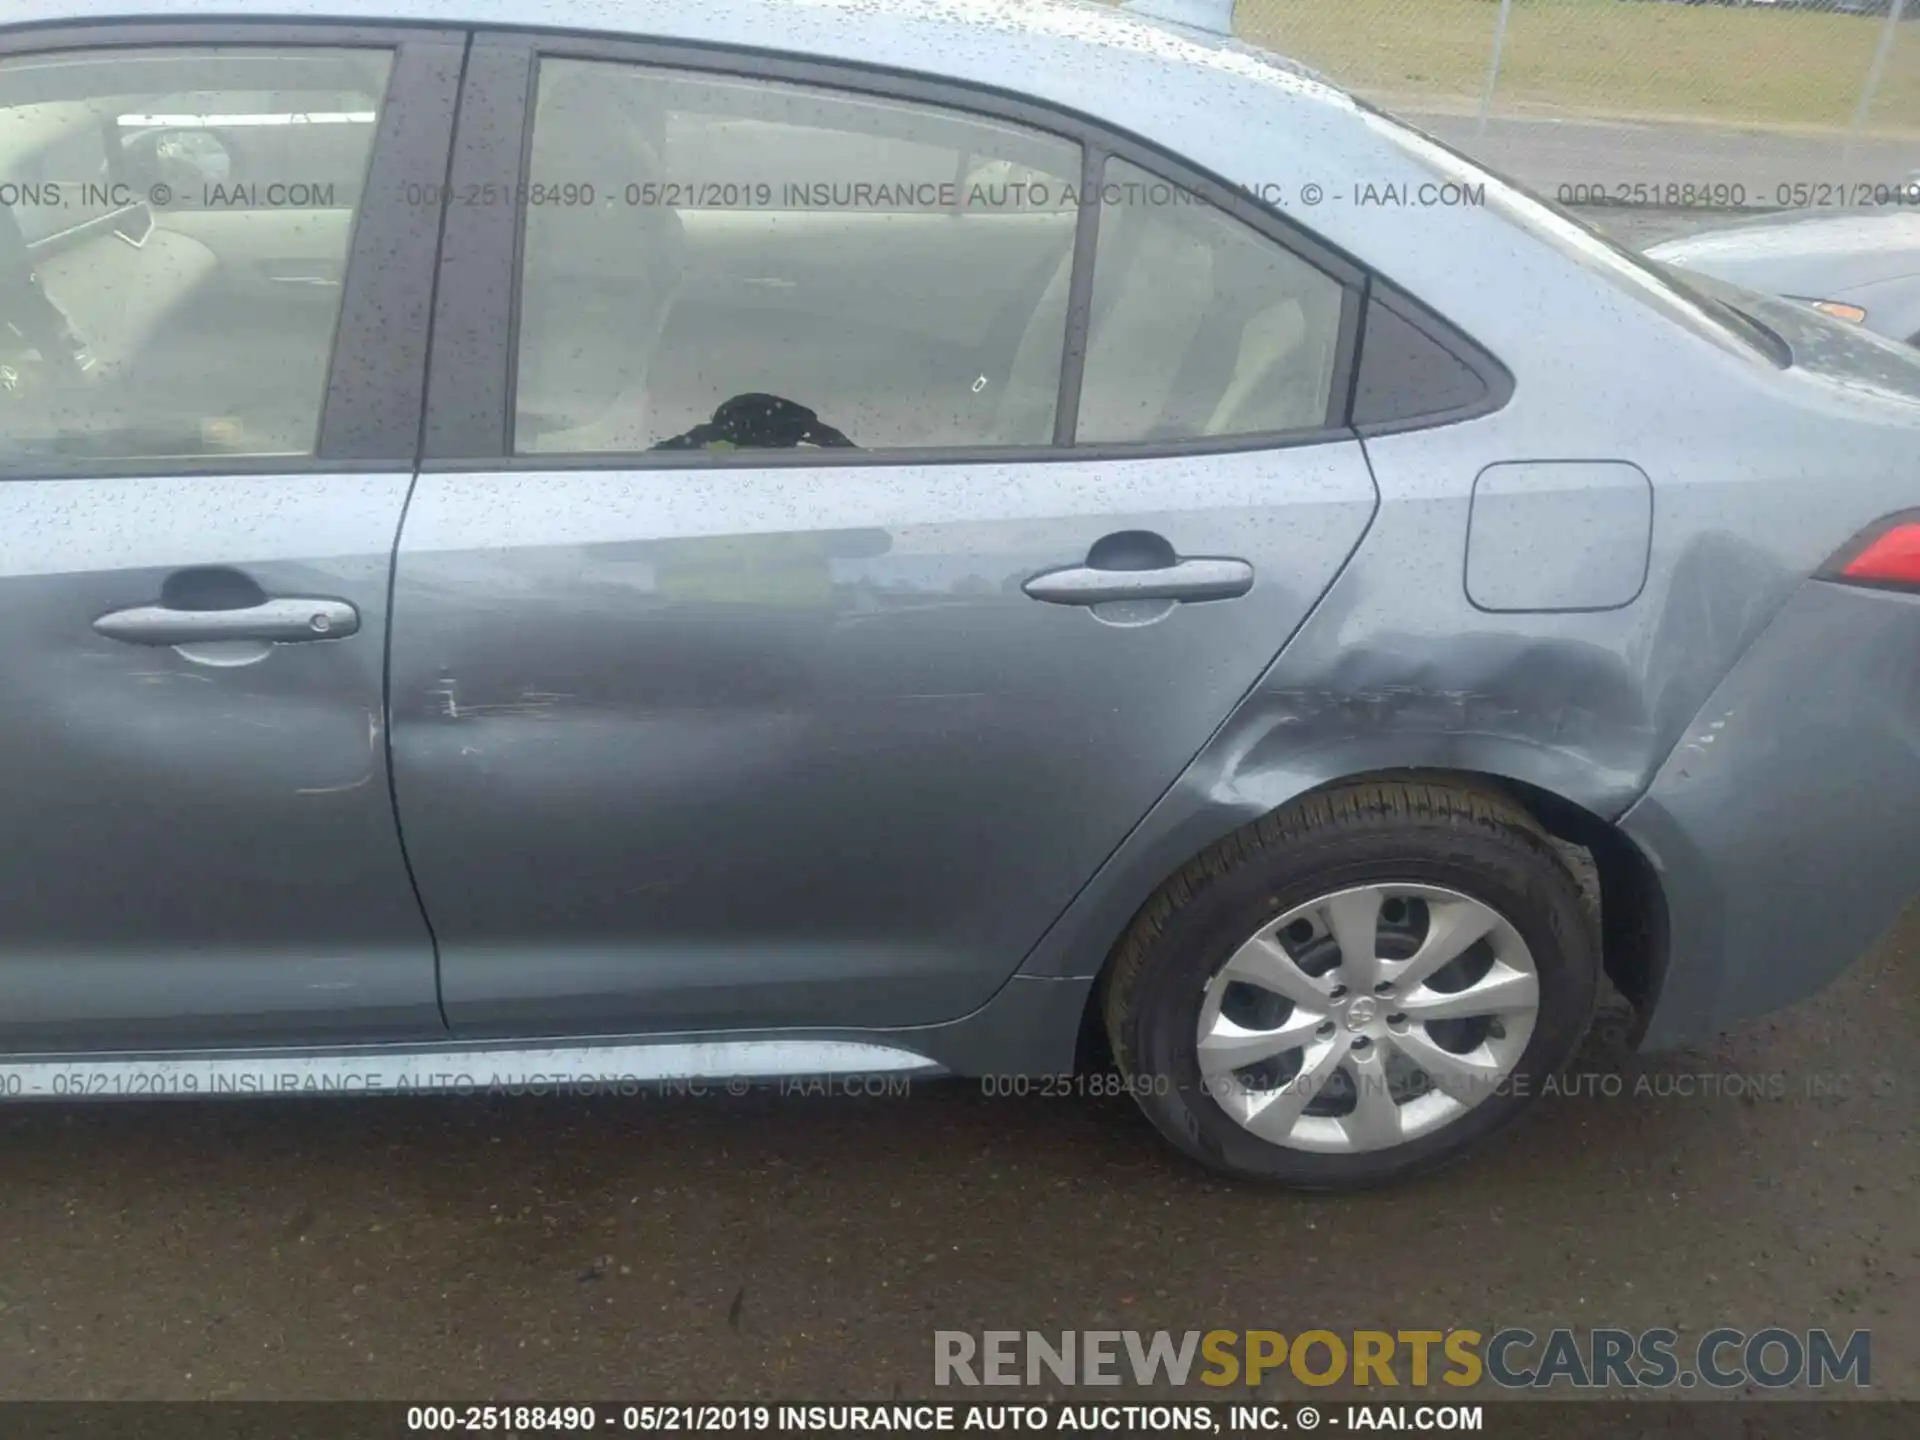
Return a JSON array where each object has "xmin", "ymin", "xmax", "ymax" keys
[
  {"xmin": 1413, "ymin": 111, "xmax": 1916, "ymax": 199},
  {"xmin": 1411, "ymin": 111, "xmax": 1916, "ymax": 249},
  {"xmin": 0, "ymin": 906, "xmax": 1910, "ymax": 1401}
]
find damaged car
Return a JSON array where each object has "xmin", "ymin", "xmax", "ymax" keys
[{"xmin": 1, "ymin": 0, "xmax": 1917, "ymax": 1188}]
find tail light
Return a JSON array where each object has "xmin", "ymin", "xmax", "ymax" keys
[
  {"xmin": 1820, "ymin": 510, "xmax": 1920, "ymax": 593},
  {"xmin": 1810, "ymin": 301, "xmax": 1867, "ymax": 325}
]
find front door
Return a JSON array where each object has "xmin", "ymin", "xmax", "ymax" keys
[{"xmin": 0, "ymin": 27, "xmax": 460, "ymax": 1051}]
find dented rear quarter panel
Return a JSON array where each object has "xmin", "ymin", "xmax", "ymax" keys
[{"xmin": 1014, "ymin": 295, "xmax": 1920, "ymax": 1052}]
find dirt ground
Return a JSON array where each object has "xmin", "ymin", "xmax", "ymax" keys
[{"xmin": 0, "ymin": 901, "xmax": 1910, "ymax": 1403}]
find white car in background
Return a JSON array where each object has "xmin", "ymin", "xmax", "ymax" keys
[{"xmin": 1648, "ymin": 207, "xmax": 1920, "ymax": 347}]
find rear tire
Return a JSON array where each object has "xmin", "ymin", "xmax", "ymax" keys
[{"xmin": 1102, "ymin": 779, "xmax": 1598, "ymax": 1188}]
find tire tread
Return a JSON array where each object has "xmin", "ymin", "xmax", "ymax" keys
[{"xmin": 1102, "ymin": 778, "xmax": 1578, "ymax": 1086}]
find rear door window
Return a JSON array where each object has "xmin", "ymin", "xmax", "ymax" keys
[{"xmin": 513, "ymin": 58, "xmax": 1083, "ymax": 455}]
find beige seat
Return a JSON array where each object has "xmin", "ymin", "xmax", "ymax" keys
[
  {"xmin": 1072, "ymin": 209, "xmax": 1216, "ymax": 443},
  {"xmin": 516, "ymin": 73, "xmax": 686, "ymax": 454},
  {"xmin": 36, "ymin": 226, "xmax": 219, "ymax": 374},
  {"xmin": 999, "ymin": 187, "xmax": 1344, "ymax": 444},
  {"xmin": 3, "ymin": 223, "xmax": 221, "ymax": 453},
  {"xmin": 995, "ymin": 202, "xmax": 1214, "ymax": 445},
  {"xmin": 1203, "ymin": 283, "xmax": 1342, "ymax": 436}
]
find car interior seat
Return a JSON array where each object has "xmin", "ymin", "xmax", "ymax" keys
[
  {"xmin": 1198, "ymin": 244, "xmax": 1343, "ymax": 436},
  {"xmin": 0, "ymin": 104, "xmax": 221, "ymax": 455},
  {"xmin": 515, "ymin": 71, "xmax": 687, "ymax": 454},
  {"xmin": 994, "ymin": 195, "xmax": 1214, "ymax": 444},
  {"xmin": 31, "ymin": 222, "xmax": 224, "ymax": 442},
  {"xmin": 997, "ymin": 193, "xmax": 1342, "ymax": 444}
]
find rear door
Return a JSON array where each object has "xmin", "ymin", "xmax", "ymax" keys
[
  {"xmin": 0, "ymin": 23, "xmax": 460, "ymax": 1051},
  {"xmin": 394, "ymin": 36, "xmax": 1379, "ymax": 1037}
]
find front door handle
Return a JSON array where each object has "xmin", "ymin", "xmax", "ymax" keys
[
  {"xmin": 1023, "ymin": 557, "xmax": 1255, "ymax": 606},
  {"xmin": 93, "ymin": 597, "xmax": 360, "ymax": 646}
]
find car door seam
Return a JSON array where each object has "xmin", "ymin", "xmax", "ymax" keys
[{"xmin": 386, "ymin": 29, "xmax": 475, "ymax": 1034}]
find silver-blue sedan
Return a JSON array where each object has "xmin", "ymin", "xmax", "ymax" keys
[{"xmin": 1, "ymin": 0, "xmax": 1916, "ymax": 1187}]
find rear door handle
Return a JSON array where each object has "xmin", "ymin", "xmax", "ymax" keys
[
  {"xmin": 93, "ymin": 597, "xmax": 359, "ymax": 646},
  {"xmin": 1023, "ymin": 557, "xmax": 1255, "ymax": 606}
]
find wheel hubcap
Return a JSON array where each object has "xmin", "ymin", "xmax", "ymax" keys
[{"xmin": 1194, "ymin": 883, "xmax": 1540, "ymax": 1154}]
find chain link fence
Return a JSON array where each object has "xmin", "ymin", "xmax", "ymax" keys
[
  {"xmin": 1226, "ymin": 0, "xmax": 1917, "ymax": 203},
  {"xmin": 1235, "ymin": 0, "xmax": 1916, "ymax": 130}
]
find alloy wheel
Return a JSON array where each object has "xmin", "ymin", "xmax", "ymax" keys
[{"xmin": 1194, "ymin": 883, "xmax": 1541, "ymax": 1153}]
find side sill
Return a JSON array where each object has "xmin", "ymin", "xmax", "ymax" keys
[{"xmin": 0, "ymin": 1038, "xmax": 943, "ymax": 1100}]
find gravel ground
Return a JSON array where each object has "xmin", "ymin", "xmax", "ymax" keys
[{"xmin": 0, "ymin": 904, "xmax": 1910, "ymax": 1402}]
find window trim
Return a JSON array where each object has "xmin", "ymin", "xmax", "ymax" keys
[
  {"xmin": 1349, "ymin": 278, "xmax": 1516, "ymax": 439},
  {"xmin": 422, "ymin": 29, "xmax": 1381, "ymax": 472},
  {"xmin": 0, "ymin": 19, "xmax": 462, "ymax": 480}
]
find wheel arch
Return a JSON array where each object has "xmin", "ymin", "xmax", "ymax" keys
[{"xmin": 1066, "ymin": 763, "xmax": 1670, "ymax": 1068}]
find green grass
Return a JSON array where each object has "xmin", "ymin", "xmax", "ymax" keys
[{"xmin": 1231, "ymin": 0, "xmax": 1920, "ymax": 134}]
